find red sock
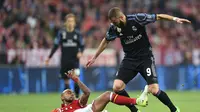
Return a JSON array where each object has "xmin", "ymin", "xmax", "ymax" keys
[{"xmin": 110, "ymin": 93, "xmax": 136, "ymax": 105}]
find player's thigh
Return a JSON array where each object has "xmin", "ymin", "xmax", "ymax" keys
[
  {"xmin": 139, "ymin": 58, "xmax": 158, "ymax": 85},
  {"xmin": 116, "ymin": 67, "xmax": 138, "ymax": 85},
  {"xmin": 92, "ymin": 91, "xmax": 111, "ymax": 112}
]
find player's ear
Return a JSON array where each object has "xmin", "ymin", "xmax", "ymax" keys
[{"xmin": 61, "ymin": 94, "xmax": 64, "ymax": 101}]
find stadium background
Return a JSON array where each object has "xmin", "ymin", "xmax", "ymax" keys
[{"xmin": 0, "ymin": 0, "xmax": 200, "ymax": 112}]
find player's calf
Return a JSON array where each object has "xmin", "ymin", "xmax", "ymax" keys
[
  {"xmin": 92, "ymin": 91, "xmax": 147, "ymax": 112},
  {"xmin": 102, "ymin": 91, "xmax": 148, "ymax": 106},
  {"xmin": 109, "ymin": 92, "xmax": 148, "ymax": 107},
  {"xmin": 149, "ymin": 84, "xmax": 178, "ymax": 112},
  {"xmin": 74, "ymin": 83, "xmax": 80, "ymax": 98},
  {"xmin": 64, "ymin": 79, "xmax": 70, "ymax": 90},
  {"xmin": 113, "ymin": 80, "xmax": 140, "ymax": 112}
]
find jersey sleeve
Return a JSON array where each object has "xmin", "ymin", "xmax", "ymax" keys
[
  {"xmin": 105, "ymin": 24, "xmax": 118, "ymax": 41},
  {"xmin": 54, "ymin": 30, "xmax": 62, "ymax": 45},
  {"xmin": 77, "ymin": 32, "xmax": 85, "ymax": 52},
  {"xmin": 78, "ymin": 99, "xmax": 86, "ymax": 107},
  {"xmin": 48, "ymin": 30, "xmax": 62, "ymax": 58},
  {"xmin": 127, "ymin": 13, "xmax": 157, "ymax": 26}
]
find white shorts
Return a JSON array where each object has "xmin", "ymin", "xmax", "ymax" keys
[{"xmin": 74, "ymin": 104, "xmax": 93, "ymax": 112}]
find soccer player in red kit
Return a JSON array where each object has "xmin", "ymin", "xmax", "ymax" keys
[{"xmin": 51, "ymin": 69, "xmax": 148, "ymax": 112}]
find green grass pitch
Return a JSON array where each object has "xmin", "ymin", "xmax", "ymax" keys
[{"xmin": 0, "ymin": 91, "xmax": 199, "ymax": 112}]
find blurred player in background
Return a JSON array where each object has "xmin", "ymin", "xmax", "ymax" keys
[
  {"xmin": 86, "ymin": 7, "xmax": 191, "ymax": 112},
  {"xmin": 46, "ymin": 13, "xmax": 84, "ymax": 98},
  {"xmin": 52, "ymin": 69, "xmax": 148, "ymax": 112}
]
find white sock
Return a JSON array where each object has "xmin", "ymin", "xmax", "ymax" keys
[
  {"xmin": 139, "ymin": 85, "xmax": 149, "ymax": 99},
  {"xmin": 143, "ymin": 85, "xmax": 149, "ymax": 93}
]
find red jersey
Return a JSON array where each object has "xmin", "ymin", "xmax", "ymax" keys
[{"xmin": 52, "ymin": 100, "xmax": 85, "ymax": 112}]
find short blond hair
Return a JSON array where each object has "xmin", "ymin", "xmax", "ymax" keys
[
  {"xmin": 65, "ymin": 13, "xmax": 76, "ymax": 21},
  {"xmin": 108, "ymin": 7, "xmax": 123, "ymax": 19}
]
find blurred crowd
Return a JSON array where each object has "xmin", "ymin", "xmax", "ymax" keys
[{"xmin": 0, "ymin": 0, "xmax": 200, "ymax": 65}]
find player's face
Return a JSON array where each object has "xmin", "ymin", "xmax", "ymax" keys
[
  {"xmin": 62, "ymin": 89, "xmax": 75, "ymax": 102},
  {"xmin": 65, "ymin": 17, "xmax": 76, "ymax": 29},
  {"xmin": 110, "ymin": 16, "xmax": 125, "ymax": 28}
]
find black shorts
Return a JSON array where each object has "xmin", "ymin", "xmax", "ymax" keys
[
  {"xmin": 60, "ymin": 62, "xmax": 79, "ymax": 79},
  {"xmin": 116, "ymin": 56, "xmax": 158, "ymax": 85}
]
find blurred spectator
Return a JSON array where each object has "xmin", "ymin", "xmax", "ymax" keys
[
  {"xmin": 9, "ymin": 55, "xmax": 24, "ymax": 65},
  {"xmin": 0, "ymin": 0, "xmax": 199, "ymax": 65}
]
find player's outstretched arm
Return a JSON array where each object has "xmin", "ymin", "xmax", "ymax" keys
[
  {"xmin": 45, "ymin": 44, "xmax": 59, "ymax": 65},
  {"xmin": 66, "ymin": 70, "xmax": 91, "ymax": 106},
  {"xmin": 77, "ymin": 33, "xmax": 85, "ymax": 59},
  {"xmin": 85, "ymin": 38, "xmax": 110, "ymax": 68},
  {"xmin": 45, "ymin": 31, "xmax": 61, "ymax": 65},
  {"xmin": 157, "ymin": 14, "xmax": 191, "ymax": 24}
]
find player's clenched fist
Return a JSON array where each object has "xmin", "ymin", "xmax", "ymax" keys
[
  {"xmin": 85, "ymin": 58, "xmax": 96, "ymax": 68},
  {"xmin": 65, "ymin": 69, "xmax": 79, "ymax": 83},
  {"xmin": 51, "ymin": 108, "xmax": 61, "ymax": 112}
]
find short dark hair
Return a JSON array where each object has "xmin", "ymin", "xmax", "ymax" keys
[
  {"xmin": 65, "ymin": 13, "xmax": 76, "ymax": 21},
  {"xmin": 108, "ymin": 7, "xmax": 123, "ymax": 19}
]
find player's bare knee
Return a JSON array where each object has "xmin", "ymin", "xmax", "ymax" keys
[
  {"xmin": 113, "ymin": 84, "xmax": 124, "ymax": 92},
  {"xmin": 113, "ymin": 80, "xmax": 125, "ymax": 92},
  {"xmin": 101, "ymin": 91, "xmax": 111, "ymax": 102},
  {"xmin": 148, "ymin": 84, "xmax": 159, "ymax": 94},
  {"xmin": 104, "ymin": 91, "xmax": 112, "ymax": 99}
]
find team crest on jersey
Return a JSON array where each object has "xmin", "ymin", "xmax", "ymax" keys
[
  {"xmin": 73, "ymin": 34, "xmax": 77, "ymax": 40},
  {"xmin": 117, "ymin": 27, "xmax": 121, "ymax": 33},
  {"xmin": 132, "ymin": 26, "xmax": 137, "ymax": 31},
  {"xmin": 62, "ymin": 32, "xmax": 66, "ymax": 39}
]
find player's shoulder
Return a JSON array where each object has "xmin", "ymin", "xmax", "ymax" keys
[
  {"xmin": 70, "ymin": 99, "xmax": 82, "ymax": 107},
  {"xmin": 108, "ymin": 23, "xmax": 117, "ymax": 32},
  {"xmin": 58, "ymin": 27, "xmax": 66, "ymax": 33},
  {"xmin": 71, "ymin": 99, "xmax": 80, "ymax": 104},
  {"xmin": 107, "ymin": 23, "xmax": 117, "ymax": 36},
  {"xmin": 74, "ymin": 29, "xmax": 81, "ymax": 35},
  {"xmin": 74, "ymin": 99, "xmax": 80, "ymax": 102},
  {"xmin": 127, "ymin": 13, "xmax": 148, "ymax": 21},
  {"xmin": 109, "ymin": 23, "xmax": 115, "ymax": 28}
]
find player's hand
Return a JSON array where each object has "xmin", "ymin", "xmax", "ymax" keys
[
  {"xmin": 45, "ymin": 58, "xmax": 50, "ymax": 66},
  {"xmin": 175, "ymin": 18, "xmax": 191, "ymax": 24},
  {"xmin": 65, "ymin": 69, "xmax": 79, "ymax": 83},
  {"xmin": 85, "ymin": 58, "xmax": 96, "ymax": 68},
  {"xmin": 51, "ymin": 108, "xmax": 61, "ymax": 112},
  {"xmin": 77, "ymin": 52, "xmax": 82, "ymax": 59}
]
